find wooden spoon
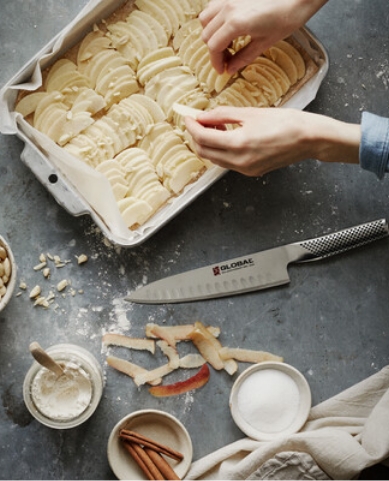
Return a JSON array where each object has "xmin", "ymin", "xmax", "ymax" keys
[{"xmin": 29, "ymin": 341, "xmax": 64, "ymax": 377}]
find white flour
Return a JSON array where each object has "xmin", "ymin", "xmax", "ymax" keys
[{"xmin": 31, "ymin": 362, "xmax": 92, "ymax": 420}]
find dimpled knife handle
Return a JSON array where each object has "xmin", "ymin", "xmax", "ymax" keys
[{"xmin": 296, "ymin": 219, "xmax": 388, "ymax": 261}]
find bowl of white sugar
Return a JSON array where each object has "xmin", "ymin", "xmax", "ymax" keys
[{"xmin": 230, "ymin": 362, "xmax": 311, "ymax": 441}]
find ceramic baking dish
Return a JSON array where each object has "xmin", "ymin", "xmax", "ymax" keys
[{"xmin": 0, "ymin": 0, "xmax": 329, "ymax": 247}]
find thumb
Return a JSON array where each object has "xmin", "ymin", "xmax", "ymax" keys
[
  {"xmin": 196, "ymin": 106, "xmax": 246, "ymax": 126},
  {"xmin": 227, "ymin": 39, "xmax": 268, "ymax": 74}
]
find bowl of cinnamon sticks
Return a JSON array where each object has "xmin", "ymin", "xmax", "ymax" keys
[{"xmin": 107, "ymin": 409, "xmax": 193, "ymax": 480}]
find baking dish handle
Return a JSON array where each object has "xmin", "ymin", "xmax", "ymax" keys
[{"xmin": 20, "ymin": 142, "xmax": 91, "ymax": 217}]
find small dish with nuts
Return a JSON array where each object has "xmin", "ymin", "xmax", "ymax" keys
[{"xmin": 0, "ymin": 236, "xmax": 17, "ymax": 312}]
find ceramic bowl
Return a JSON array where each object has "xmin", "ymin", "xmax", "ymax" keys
[
  {"xmin": 230, "ymin": 362, "xmax": 312, "ymax": 441},
  {"xmin": 107, "ymin": 409, "xmax": 193, "ymax": 480},
  {"xmin": 0, "ymin": 235, "xmax": 17, "ymax": 312}
]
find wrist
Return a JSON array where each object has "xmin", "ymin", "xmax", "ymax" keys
[
  {"xmin": 302, "ymin": 113, "xmax": 361, "ymax": 164},
  {"xmin": 296, "ymin": 0, "xmax": 330, "ymax": 24}
]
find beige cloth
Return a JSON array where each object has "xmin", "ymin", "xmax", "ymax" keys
[{"xmin": 186, "ymin": 366, "xmax": 389, "ymax": 480}]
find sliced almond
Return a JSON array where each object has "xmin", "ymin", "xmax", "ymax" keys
[
  {"xmin": 57, "ymin": 279, "xmax": 68, "ymax": 292},
  {"xmin": 29, "ymin": 285, "xmax": 41, "ymax": 299}
]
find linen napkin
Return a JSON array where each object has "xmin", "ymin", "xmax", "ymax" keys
[{"xmin": 186, "ymin": 365, "xmax": 389, "ymax": 480}]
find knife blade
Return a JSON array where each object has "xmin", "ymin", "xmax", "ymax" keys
[{"xmin": 127, "ymin": 219, "xmax": 388, "ymax": 304}]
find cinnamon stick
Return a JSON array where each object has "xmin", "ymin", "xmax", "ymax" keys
[
  {"xmin": 120, "ymin": 429, "xmax": 184, "ymax": 461},
  {"xmin": 124, "ymin": 441, "xmax": 164, "ymax": 480},
  {"xmin": 122, "ymin": 441, "xmax": 154, "ymax": 480},
  {"xmin": 144, "ymin": 448, "xmax": 181, "ymax": 480}
]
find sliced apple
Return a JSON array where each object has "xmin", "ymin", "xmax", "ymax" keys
[
  {"xmin": 174, "ymin": 18, "xmax": 202, "ymax": 52},
  {"xmin": 129, "ymin": 10, "xmax": 168, "ymax": 48},
  {"xmin": 15, "ymin": 91, "xmax": 48, "ymax": 117},
  {"xmin": 263, "ymin": 46, "xmax": 298, "ymax": 85},
  {"xmin": 117, "ymin": 196, "xmax": 153, "ymax": 228},
  {"xmin": 135, "ymin": 0, "xmax": 173, "ymax": 38},
  {"xmin": 77, "ymin": 29, "xmax": 111, "ymax": 64},
  {"xmin": 130, "ymin": 94, "xmax": 166, "ymax": 123},
  {"xmin": 138, "ymin": 55, "xmax": 182, "ymax": 86},
  {"xmin": 172, "ymin": 102, "xmax": 203, "ymax": 119},
  {"xmin": 71, "ymin": 88, "xmax": 106, "ymax": 115},
  {"xmin": 274, "ymin": 40, "xmax": 306, "ymax": 80},
  {"xmin": 148, "ymin": 363, "xmax": 210, "ymax": 397}
]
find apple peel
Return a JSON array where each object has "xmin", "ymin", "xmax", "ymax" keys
[
  {"xmin": 103, "ymin": 333, "xmax": 155, "ymax": 353},
  {"xmin": 149, "ymin": 363, "xmax": 210, "ymax": 397},
  {"xmin": 219, "ymin": 347, "xmax": 284, "ymax": 364}
]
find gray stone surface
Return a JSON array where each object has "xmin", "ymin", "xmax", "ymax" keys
[{"xmin": 0, "ymin": 1, "xmax": 389, "ymax": 478}]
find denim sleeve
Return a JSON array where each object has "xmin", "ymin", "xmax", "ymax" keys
[{"xmin": 359, "ymin": 111, "xmax": 389, "ymax": 179}]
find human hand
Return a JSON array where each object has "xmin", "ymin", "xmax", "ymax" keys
[
  {"xmin": 185, "ymin": 107, "xmax": 360, "ymax": 177},
  {"xmin": 199, "ymin": 0, "xmax": 329, "ymax": 74}
]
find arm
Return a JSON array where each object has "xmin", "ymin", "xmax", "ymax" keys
[
  {"xmin": 185, "ymin": 107, "xmax": 361, "ymax": 177},
  {"xmin": 200, "ymin": 0, "xmax": 330, "ymax": 74}
]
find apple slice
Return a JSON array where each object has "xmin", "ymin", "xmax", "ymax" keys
[
  {"xmin": 117, "ymin": 196, "xmax": 153, "ymax": 228},
  {"xmin": 15, "ymin": 92, "xmax": 47, "ymax": 117},
  {"xmin": 129, "ymin": 10, "xmax": 168, "ymax": 48},
  {"xmin": 149, "ymin": 363, "xmax": 210, "ymax": 397}
]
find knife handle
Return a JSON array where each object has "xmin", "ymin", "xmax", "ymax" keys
[{"xmin": 295, "ymin": 218, "xmax": 388, "ymax": 262}]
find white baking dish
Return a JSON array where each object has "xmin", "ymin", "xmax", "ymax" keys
[{"xmin": 0, "ymin": 0, "xmax": 329, "ymax": 247}]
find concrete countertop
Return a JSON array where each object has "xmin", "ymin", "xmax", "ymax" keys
[{"xmin": 1, "ymin": 1, "xmax": 389, "ymax": 478}]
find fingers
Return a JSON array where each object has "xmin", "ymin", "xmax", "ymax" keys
[
  {"xmin": 199, "ymin": 0, "xmax": 225, "ymax": 33},
  {"xmin": 225, "ymin": 39, "xmax": 266, "ymax": 75},
  {"xmin": 202, "ymin": 19, "xmax": 239, "ymax": 74},
  {"xmin": 198, "ymin": 108, "xmax": 242, "ymax": 125},
  {"xmin": 199, "ymin": 0, "xmax": 244, "ymax": 74},
  {"xmin": 185, "ymin": 116, "xmax": 231, "ymax": 150},
  {"xmin": 185, "ymin": 112, "xmax": 246, "ymax": 171}
]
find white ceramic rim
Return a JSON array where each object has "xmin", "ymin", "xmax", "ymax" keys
[
  {"xmin": 229, "ymin": 361, "xmax": 312, "ymax": 441},
  {"xmin": 23, "ymin": 344, "xmax": 103, "ymax": 429},
  {"xmin": 107, "ymin": 409, "xmax": 193, "ymax": 480},
  {"xmin": 0, "ymin": 235, "xmax": 17, "ymax": 312}
]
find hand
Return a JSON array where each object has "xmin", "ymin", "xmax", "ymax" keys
[
  {"xmin": 185, "ymin": 107, "xmax": 361, "ymax": 177},
  {"xmin": 199, "ymin": 0, "xmax": 329, "ymax": 74}
]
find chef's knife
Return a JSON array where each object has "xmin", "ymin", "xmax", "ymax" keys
[{"xmin": 127, "ymin": 219, "xmax": 388, "ymax": 304}]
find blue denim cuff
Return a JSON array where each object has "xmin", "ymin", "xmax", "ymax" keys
[{"xmin": 359, "ymin": 111, "xmax": 389, "ymax": 179}]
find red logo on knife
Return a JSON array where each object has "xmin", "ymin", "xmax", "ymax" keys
[{"xmin": 212, "ymin": 257, "xmax": 254, "ymax": 276}]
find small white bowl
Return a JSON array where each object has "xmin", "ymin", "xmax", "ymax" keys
[
  {"xmin": 23, "ymin": 344, "xmax": 104, "ymax": 429},
  {"xmin": 107, "ymin": 409, "xmax": 193, "ymax": 480},
  {"xmin": 230, "ymin": 362, "xmax": 311, "ymax": 441},
  {"xmin": 0, "ymin": 235, "xmax": 17, "ymax": 312}
]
